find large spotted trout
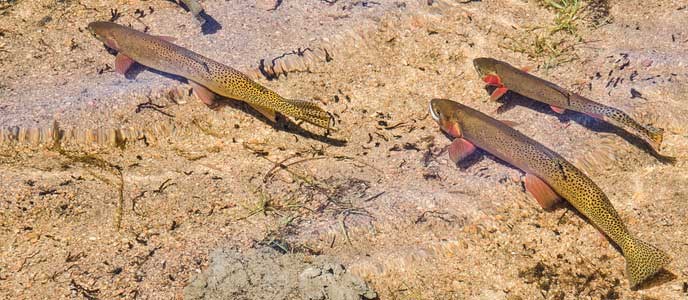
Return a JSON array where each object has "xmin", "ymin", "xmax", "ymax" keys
[
  {"xmin": 473, "ymin": 57, "xmax": 664, "ymax": 152},
  {"xmin": 429, "ymin": 98, "xmax": 670, "ymax": 288},
  {"xmin": 87, "ymin": 21, "xmax": 332, "ymax": 130}
]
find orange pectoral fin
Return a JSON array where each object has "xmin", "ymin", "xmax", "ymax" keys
[
  {"xmin": 520, "ymin": 66, "xmax": 533, "ymax": 73},
  {"xmin": 189, "ymin": 81, "xmax": 217, "ymax": 106},
  {"xmin": 114, "ymin": 53, "xmax": 136, "ymax": 75},
  {"xmin": 490, "ymin": 87, "xmax": 509, "ymax": 102},
  {"xmin": 524, "ymin": 173, "xmax": 561, "ymax": 211},
  {"xmin": 550, "ymin": 105, "xmax": 566, "ymax": 114},
  {"xmin": 439, "ymin": 119, "xmax": 462, "ymax": 137},
  {"xmin": 448, "ymin": 138, "xmax": 476, "ymax": 164},
  {"xmin": 482, "ymin": 74, "xmax": 503, "ymax": 86}
]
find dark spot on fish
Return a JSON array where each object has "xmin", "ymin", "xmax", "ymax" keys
[
  {"xmin": 555, "ymin": 161, "xmax": 568, "ymax": 181},
  {"xmin": 200, "ymin": 61, "xmax": 210, "ymax": 73}
]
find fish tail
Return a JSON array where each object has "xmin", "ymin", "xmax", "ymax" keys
[
  {"xmin": 644, "ymin": 125, "xmax": 664, "ymax": 151},
  {"xmin": 282, "ymin": 99, "xmax": 335, "ymax": 131},
  {"xmin": 624, "ymin": 237, "xmax": 670, "ymax": 288},
  {"xmin": 599, "ymin": 106, "xmax": 666, "ymax": 151}
]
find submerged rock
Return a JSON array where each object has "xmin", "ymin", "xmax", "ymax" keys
[{"xmin": 184, "ymin": 247, "xmax": 377, "ymax": 300}]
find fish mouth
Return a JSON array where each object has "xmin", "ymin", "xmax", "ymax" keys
[
  {"xmin": 472, "ymin": 57, "xmax": 494, "ymax": 77},
  {"xmin": 429, "ymin": 101, "xmax": 440, "ymax": 122}
]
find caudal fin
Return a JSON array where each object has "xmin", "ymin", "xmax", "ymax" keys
[
  {"xmin": 645, "ymin": 125, "xmax": 664, "ymax": 152},
  {"xmin": 283, "ymin": 99, "xmax": 335, "ymax": 131},
  {"xmin": 625, "ymin": 237, "xmax": 671, "ymax": 288}
]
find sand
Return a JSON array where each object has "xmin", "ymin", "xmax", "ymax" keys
[{"xmin": 1, "ymin": 0, "xmax": 687, "ymax": 299}]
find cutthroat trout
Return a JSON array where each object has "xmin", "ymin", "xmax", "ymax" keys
[
  {"xmin": 87, "ymin": 21, "xmax": 332, "ymax": 130},
  {"xmin": 473, "ymin": 57, "xmax": 665, "ymax": 152},
  {"xmin": 429, "ymin": 98, "xmax": 670, "ymax": 288}
]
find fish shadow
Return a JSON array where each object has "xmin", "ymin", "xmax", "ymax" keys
[
  {"xmin": 632, "ymin": 269, "xmax": 676, "ymax": 290},
  {"xmin": 119, "ymin": 61, "xmax": 345, "ymax": 146},
  {"xmin": 213, "ymin": 98, "xmax": 346, "ymax": 146},
  {"xmin": 440, "ymin": 131, "xmax": 484, "ymax": 169},
  {"xmin": 485, "ymin": 86, "xmax": 675, "ymax": 164},
  {"xmin": 199, "ymin": 12, "xmax": 222, "ymax": 35}
]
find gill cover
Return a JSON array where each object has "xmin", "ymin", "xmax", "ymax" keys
[{"xmin": 429, "ymin": 99, "xmax": 462, "ymax": 138}]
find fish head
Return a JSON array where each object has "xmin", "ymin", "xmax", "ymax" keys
[
  {"xmin": 429, "ymin": 98, "xmax": 464, "ymax": 138},
  {"xmin": 87, "ymin": 21, "xmax": 121, "ymax": 50},
  {"xmin": 473, "ymin": 57, "xmax": 499, "ymax": 79}
]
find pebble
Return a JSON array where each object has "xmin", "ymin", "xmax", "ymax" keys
[{"xmin": 255, "ymin": 0, "xmax": 279, "ymax": 11}]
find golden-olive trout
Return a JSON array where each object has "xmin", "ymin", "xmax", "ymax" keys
[
  {"xmin": 473, "ymin": 57, "xmax": 664, "ymax": 152},
  {"xmin": 87, "ymin": 21, "xmax": 332, "ymax": 130},
  {"xmin": 429, "ymin": 98, "xmax": 670, "ymax": 288}
]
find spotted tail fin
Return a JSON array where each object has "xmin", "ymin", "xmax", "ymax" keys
[
  {"xmin": 645, "ymin": 125, "xmax": 664, "ymax": 152},
  {"xmin": 625, "ymin": 237, "xmax": 670, "ymax": 288},
  {"xmin": 283, "ymin": 99, "xmax": 335, "ymax": 131}
]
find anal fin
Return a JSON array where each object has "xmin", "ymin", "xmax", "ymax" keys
[
  {"xmin": 550, "ymin": 105, "xmax": 566, "ymax": 114},
  {"xmin": 448, "ymin": 138, "xmax": 476, "ymax": 164},
  {"xmin": 114, "ymin": 53, "xmax": 136, "ymax": 75},
  {"xmin": 524, "ymin": 173, "xmax": 561, "ymax": 211},
  {"xmin": 248, "ymin": 103, "xmax": 277, "ymax": 122}
]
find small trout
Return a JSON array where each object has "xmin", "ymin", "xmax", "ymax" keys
[
  {"xmin": 88, "ymin": 21, "xmax": 332, "ymax": 130},
  {"xmin": 429, "ymin": 98, "xmax": 670, "ymax": 288},
  {"xmin": 473, "ymin": 57, "xmax": 665, "ymax": 152}
]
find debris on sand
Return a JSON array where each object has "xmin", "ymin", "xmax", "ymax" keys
[{"xmin": 175, "ymin": 0, "xmax": 222, "ymax": 34}]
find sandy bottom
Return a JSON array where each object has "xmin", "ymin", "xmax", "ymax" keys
[{"xmin": 1, "ymin": 0, "xmax": 687, "ymax": 299}]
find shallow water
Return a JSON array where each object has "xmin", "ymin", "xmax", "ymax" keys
[{"xmin": 1, "ymin": 0, "xmax": 687, "ymax": 299}]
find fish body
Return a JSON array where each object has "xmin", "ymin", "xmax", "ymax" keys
[
  {"xmin": 87, "ymin": 21, "xmax": 331, "ymax": 130},
  {"xmin": 473, "ymin": 57, "xmax": 664, "ymax": 151},
  {"xmin": 429, "ymin": 98, "xmax": 670, "ymax": 288}
]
